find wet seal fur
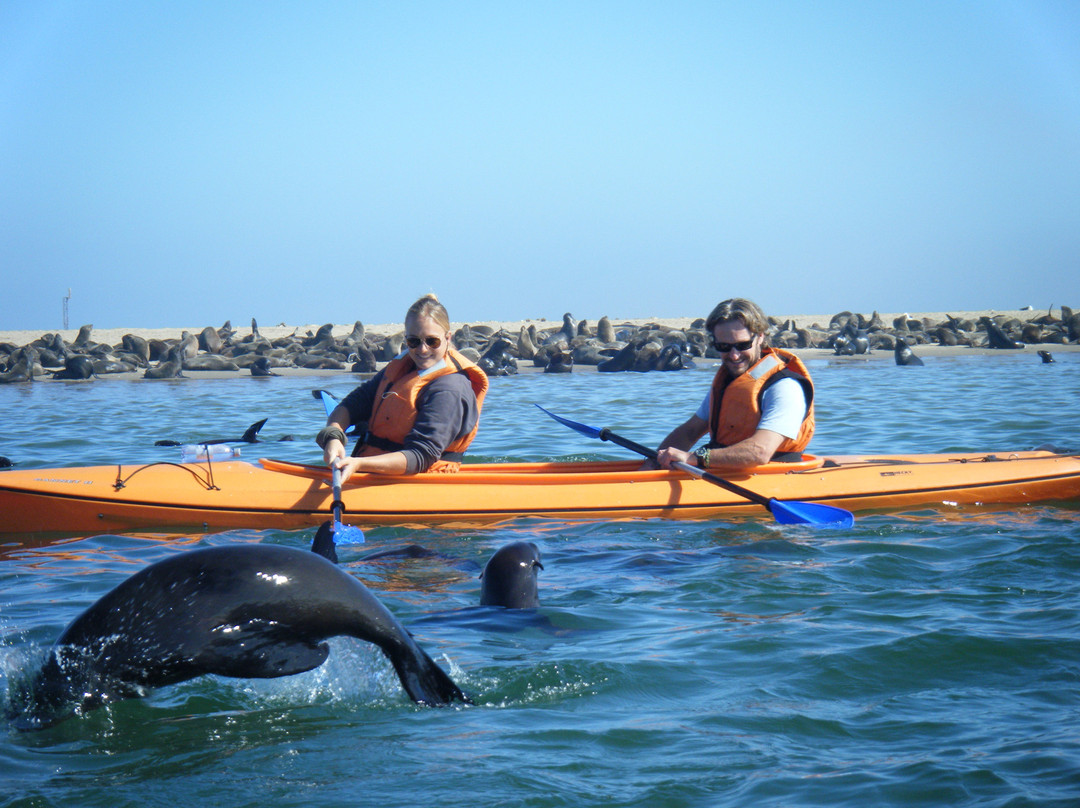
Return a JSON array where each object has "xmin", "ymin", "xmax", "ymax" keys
[
  {"xmin": 10, "ymin": 544, "xmax": 470, "ymax": 729},
  {"xmin": 479, "ymin": 541, "xmax": 543, "ymax": 608},
  {"xmin": 310, "ymin": 531, "xmax": 543, "ymax": 610},
  {"xmin": 894, "ymin": 337, "xmax": 924, "ymax": 366}
]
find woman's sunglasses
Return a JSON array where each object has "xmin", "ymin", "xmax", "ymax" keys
[
  {"xmin": 406, "ymin": 335, "xmax": 443, "ymax": 349},
  {"xmin": 712, "ymin": 338, "xmax": 756, "ymax": 354}
]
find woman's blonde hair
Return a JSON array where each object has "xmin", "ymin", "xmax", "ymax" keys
[
  {"xmin": 405, "ymin": 294, "xmax": 450, "ymax": 332},
  {"xmin": 705, "ymin": 298, "xmax": 769, "ymax": 335}
]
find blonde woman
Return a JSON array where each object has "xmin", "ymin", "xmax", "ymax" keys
[{"xmin": 317, "ymin": 295, "xmax": 488, "ymax": 481}]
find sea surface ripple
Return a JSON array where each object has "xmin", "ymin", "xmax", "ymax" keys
[{"xmin": 2, "ymin": 353, "xmax": 1079, "ymax": 807}]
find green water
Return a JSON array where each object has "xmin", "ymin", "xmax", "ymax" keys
[{"xmin": 2, "ymin": 354, "xmax": 1079, "ymax": 807}]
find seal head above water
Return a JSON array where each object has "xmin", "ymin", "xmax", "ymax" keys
[{"xmin": 479, "ymin": 541, "xmax": 543, "ymax": 609}]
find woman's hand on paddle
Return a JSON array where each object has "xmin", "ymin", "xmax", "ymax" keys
[
  {"xmin": 333, "ymin": 456, "xmax": 363, "ymax": 484},
  {"xmin": 322, "ymin": 437, "xmax": 347, "ymax": 468}
]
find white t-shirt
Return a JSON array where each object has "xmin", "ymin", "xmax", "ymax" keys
[{"xmin": 694, "ymin": 377, "xmax": 807, "ymax": 440}]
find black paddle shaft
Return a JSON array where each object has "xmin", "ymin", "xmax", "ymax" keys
[{"xmin": 596, "ymin": 427, "xmax": 775, "ymax": 510}]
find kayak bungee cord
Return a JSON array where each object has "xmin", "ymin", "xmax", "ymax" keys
[{"xmin": 113, "ymin": 459, "xmax": 221, "ymax": 492}]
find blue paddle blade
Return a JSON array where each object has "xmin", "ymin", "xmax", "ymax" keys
[
  {"xmin": 534, "ymin": 404, "xmax": 603, "ymax": 439},
  {"xmin": 769, "ymin": 498, "xmax": 854, "ymax": 528},
  {"xmin": 332, "ymin": 520, "xmax": 366, "ymax": 544},
  {"xmin": 313, "ymin": 388, "xmax": 339, "ymax": 417},
  {"xmin": 535, "ymin": 403, "xmax": 855, "ymax": 529}
]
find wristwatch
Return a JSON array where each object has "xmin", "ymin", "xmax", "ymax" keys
[{"xmin": 694, "ymin": 446, "xmax": 710, "ymax": 469}]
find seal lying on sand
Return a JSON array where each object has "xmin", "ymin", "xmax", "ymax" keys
[{"xmin": 11, "ymin": 544, "xmax": 471, "ymax": 729}]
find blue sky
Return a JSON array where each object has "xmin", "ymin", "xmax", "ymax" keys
[{"xmin": 2, "ymin": 1, "xmax": 1078, "ymax": 331}]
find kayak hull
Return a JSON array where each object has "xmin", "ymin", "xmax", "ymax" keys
[{"xmin": 2, "ymin": 452, "xmax": 1079, "ymax": 536}]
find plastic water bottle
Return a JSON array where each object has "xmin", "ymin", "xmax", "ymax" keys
[{"xmin": 179, "ymin": 444, "xmax": 241, "ymax": 463}]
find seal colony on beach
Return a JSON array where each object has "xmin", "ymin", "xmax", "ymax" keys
[{"xmin": 1, "ymin": 306, "xmax": 1078, "ymax": 383}]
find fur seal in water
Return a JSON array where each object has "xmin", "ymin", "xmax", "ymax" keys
[
  {"xmin": 1038, "ymin": 350, "xmax": 1055, "ymax": 364},
  {"xmin": 310, "ymin": 529, "xmax": 542, "ymax": 610},
  {"xmin": 11, "ymin": 544, "xmax": 470, "ymax": 729},
  {"xmin": 153, "ymin": 418, "xmax": 269, "ymax": 447},
  {"xmin": 479, "ymin": 541, "xmax": 543, "ymax": 608},
  {"xmin": 893, "ymin": 337, "xmax": 924, "ymax": 366}
]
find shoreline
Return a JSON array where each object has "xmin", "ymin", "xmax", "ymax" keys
[
  {"xmin": 0, "ymin": 308, "xmax": 1065, "ymax": 347},
  {"xmin": 2, "ymin": 309, "xmax": 1076, "ymax": 381}
]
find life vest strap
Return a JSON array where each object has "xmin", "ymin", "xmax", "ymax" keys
[{"xmin": 359, "ymin": 433, "xmax": 403, "ymax": 454}]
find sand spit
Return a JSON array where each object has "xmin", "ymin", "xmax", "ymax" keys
[{"xmin": 1, "ymin": 308, "xmax": 1078, "ymax": 382}]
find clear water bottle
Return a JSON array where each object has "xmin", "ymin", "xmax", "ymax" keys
[{"xmin": 179, "ymin": 444, "xmax": 241, "ymax": 463}]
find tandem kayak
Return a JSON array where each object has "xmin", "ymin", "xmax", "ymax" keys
[{"xmin": 1, "ymin": 451, "xmax": 1079, "ymax": 536}]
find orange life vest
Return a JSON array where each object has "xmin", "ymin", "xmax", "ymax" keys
[
  {"xmin": 358, "ymin": 348, "xmax": 489, "ymax": 473},
  {"xmin": 707, "ymin": 346, "xmax": 814, "ymax": 458}
]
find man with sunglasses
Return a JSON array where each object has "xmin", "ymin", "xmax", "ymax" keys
[
  {"xmin": 316, "ymin": 294, "xmax": 488, "ymax": 481},
  {"xmin": 654, "ymin": 297, "xmax": 814, "ymax": 470}
]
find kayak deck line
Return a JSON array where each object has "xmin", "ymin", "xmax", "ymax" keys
[{"xmin": 112, "ymin": 460, "xmax": 221, "ymax": 492}]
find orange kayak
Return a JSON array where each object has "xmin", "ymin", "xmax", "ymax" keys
[{"xmin": 1, "ymin": 451, "xmax": 1079, "ymax": 537}]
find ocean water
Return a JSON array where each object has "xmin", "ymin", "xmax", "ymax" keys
[{"xmin": 2, "ymin": 352, "xmax": 1079, "ymax": 808}]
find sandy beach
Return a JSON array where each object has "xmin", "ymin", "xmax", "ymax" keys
[{"xmin": 1, "ymin": 309, "xmax": 1076, "ymax": 379}]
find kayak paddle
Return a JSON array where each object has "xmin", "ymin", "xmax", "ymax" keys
[
  {"xmin": 312, "ymin": 387, "xmax": 340, "ymax": 416},
  {"xmin": 534, "ymin": 404, "xmax": 854, "ymax": 528},
  {"xmin": 310, "ymin": 389, "xmax": 365, "ymax": 559},
  {"xmin": 310, "ymin": 464, "xmax": 366, "ymax": 561},
  {"xmin": 312, "ymin": 388, "xmax": 362, "ymax": 434}
]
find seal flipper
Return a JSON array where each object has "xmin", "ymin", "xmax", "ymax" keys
[
  {"xmin": 195, "ymin": 637, "xmax": 331, "ymax": 678},
  {"xmin": 310, "ymin": 520, "xmax": 338, "ymax": 563},
  {"xmin": 240, "ymin": 418, "xmax": 268, "ymax": 442},
  {"xmin": 380, "ymin": 639, "xmax": 473, "ymax": 707}
]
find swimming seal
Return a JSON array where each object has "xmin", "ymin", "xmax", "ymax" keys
[
  {"xmin": 13, "ymin": 544, "xmax": 470, "ymax": 728},
  {"xmin": 479, "ymin": 541, "xmax": 543, "ymax": 608},
  {"xmin": 894, "ymin": 337, "xmax": 924, "ymax": 366}
]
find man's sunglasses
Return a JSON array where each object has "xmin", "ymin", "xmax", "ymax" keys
[
  {"xmin": 712, "ymin": 338, "xmax": 756, "ymax": 354},
  {"xmin": 406, "ymin": 335, "xmax": 443, "ymax": 349}
]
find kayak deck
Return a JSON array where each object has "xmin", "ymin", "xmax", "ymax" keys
[{"xmin": 1, "ymin": 451, "xmax": 1079, "ymax": 536}]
